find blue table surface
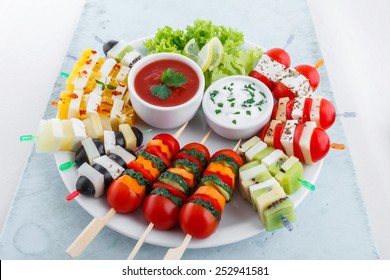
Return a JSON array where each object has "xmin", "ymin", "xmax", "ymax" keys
[{"xmin": 0, "ymin": 0, "xmax": 378, "ymax": 260}]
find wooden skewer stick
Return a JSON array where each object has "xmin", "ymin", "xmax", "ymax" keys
[
  {"xmin": 127, "ymin": 129, "xmax": 212, "ymax": 260},
  {"xmin": 66, "ymin": 122, "xmax": 189, "ymax": 258},
  {"xmin": 163, "ymin": 139, "xmax": 241, "ymax": 260}
]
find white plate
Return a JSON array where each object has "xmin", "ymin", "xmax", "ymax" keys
[{"xmin": 55, "ymin": 37, "xmax": 322, "ymax": 249}]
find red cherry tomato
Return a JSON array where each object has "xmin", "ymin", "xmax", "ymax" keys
[
  {"xmin": 260, "ymin": 122, "xmax": 271, "ymax": 141},
  {"xmin": 249, "ymin": 70, "xmax": 275, "ymax": 91},
  {"xmin": 295, "ymin": 64, "xmax": 320, "ymax": 91},
  {"xmin": 302, "ymin": 98, "xmax": 313, "ymax": 123},
  {"xmin": 179, "ymin": 202, "xmax": 219, "ymax": 239},
  {"xmin": 310, "ymin": 127, "xmax": 330, "ymax": 163},
  {"xmin": 319, "ymin": 98, "xmax": 336, "ymax": 130},
  {"xmin": 292, "ymin": 123, "xmax": 305, "ymax": 163},
  {"xmin": 286, "ymin": 99, "xmax": 294, "ymax": 120},
  {"xmin": 211, "ymin": 149, "xmax": 244, "ymax": 167},
  {"xmin": 153, "ymin": 133, "xmax": 180, "ymax": 156},
  {"xmin": 272, "ymin": 81, "xmax": 296, "ymax": 100},
  {"xmin": 181, "ymin": 142, "xmax": 211, "ymax": 162},
  {"xmin": 266, "ymin": 48, "xmax": 291, "ymax": 68},
  {"xmin": 143, "ymin": 194, "xmax": 180, "ymax": 230},
  {"xmin": 273, "ymin": 123, "xmax": 285, "ymax": 152},
  {"xmin": 107, "ymin": 180, "xmax": 142, "ymax": 213}
]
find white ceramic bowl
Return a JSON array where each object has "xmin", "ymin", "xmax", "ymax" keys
[
  {"xmin": 128, "ymin": 53, "xmax": 205, "ymax": 129},
  {"xmin": 202, "ymin": 75, "xmax": 274, "ymax": 140}
]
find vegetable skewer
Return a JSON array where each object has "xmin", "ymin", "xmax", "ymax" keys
[
  {"xmin": 163, "ymin": 140, "xmax": 242, "ymax": 260},
  {"xmin": 127, "ymin": 129, "xmax": 212, "ymax": 260},
  {"xmin": 66, "ymin": 122, "xmax": 188, "ymax": 257}
]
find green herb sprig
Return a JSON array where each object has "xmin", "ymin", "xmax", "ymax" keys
[
  {"xmin": 95, "ymin": 79, "xmax": 116, "ymax": 90},
  {"xmin": 151, "ymin": 68, "xmax": 188, "ymax": 100}
]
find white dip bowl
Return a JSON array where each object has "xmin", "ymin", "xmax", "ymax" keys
[
  {"xmin": 128, "ymin": 52, "xmax": 205, "ymax": 129},
  {"xmin": 202, "ymin": 75, "xmax": 274, "ymax": 140}
]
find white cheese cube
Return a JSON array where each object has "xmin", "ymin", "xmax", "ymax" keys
[
  {"xmin": 276, "ymin": 97, "xmax": 289, "ymax": 122},
  {"xmin": 92, "ymin": 155, "xmax": 125, "ymax": 180},
  {"xmin": 253, "ymin": 54, "xmax": 286, "ymax": 82},
  {"xmin": 77, "ymin": 162, "xmax": 105, "ymax": 198},
  {"xmin": 245, "ymin": 140, "xmax": 267, "ymax": 162},
  {"xmin": 281, "ymin": 120, "xmax": 298, "ymax": 157},
  {"xmin": 104, "ymin": 130, "xmax": 116, "ymax": 154},
  {"xmin": 81, "ymin": 137, "xmax": 101, "ymax": 165},
  {"xmin": 279, "ymin": 67, "xmax": 313, "ymax": 97},
  {"xmin": 262, "ymin": 149, "xmax": 284, "ymax": 167},
  {"xmin": 299, "ymin": 121, "xmax": 317, "ymax": 164},
  {"xmin": 110, "ymin": 145, "xmax": 136, "ymax": 164}
]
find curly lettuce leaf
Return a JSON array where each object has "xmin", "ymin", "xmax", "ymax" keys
[{"xmin": 144, "ymin": 19, "xmax": 263, "ymax": 88}]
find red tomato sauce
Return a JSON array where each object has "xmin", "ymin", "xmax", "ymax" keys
[{"xmin": 134, "ymin": 59, "xmax": 200, "ymax": 107}]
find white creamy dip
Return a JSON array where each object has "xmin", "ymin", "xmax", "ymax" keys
[{"xmin": 203, "ymin": 77, "xmax": 269, "ymax": 126}]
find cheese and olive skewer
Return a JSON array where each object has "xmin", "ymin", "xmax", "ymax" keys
[{"xmin": 66, "ymin": 122, "xmax": 188, "ymax": 258}]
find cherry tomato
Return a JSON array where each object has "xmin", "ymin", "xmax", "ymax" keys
[
  {"xmin": 211, "ymin": 149, "xmax": 244, "ymax": 167},
  {"xmin": 107, "ymin": 180, "xmax": 143, "ymax": 213},
  {"xmin": 179, "ymin": 202, "xmax": 219, "ymax": 239},
  {"xmin": 310, "ymin": 127, "xmax": 330, "ymax": 163},
  {"xmin": 272, "ymin": 81, "xmax": 296, "ymax": 100},
  {"xmin": 292, "ymin": 123, "xmax": 305, "ymax": 163},
  {"xmin": 266, "ymin": 48, "xmax": 291, "ymax": 68},
  {"xmin": 286, "ymin": 99, "xmax": 294, "ymax": 120},
  {"xmin": 249, "ymin": 70, "xmax": 275, "ymax": 91},
  {"xmin": 181, "ymin": 142, "xmax": 211, "ymax": 162},
  {"xmin": 153, "ymin": 133, "xmax": 180, "ymax": 156},
  {"xmin": 260, "ymin": 122, "xmax": 271, "ymax": 141},
  {"xmin": 295, "ymin": 64, "xmax": 320, "ymax": 91},
  {"xmin": 302, "ymin": 98, "xmax": 313, "ymax": 123},
  {"xmin": 273, "ymin": 123, "xmax": 285, "ymax": 151},
  {"xmin": 143, "ymin": 194, "xmax": 180, "ymax": 230},
  {"xmin": 319, "ymin": 98, "xmax": 336, "ymax": 130}
]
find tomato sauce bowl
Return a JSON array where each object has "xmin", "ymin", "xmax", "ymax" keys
[{"xmin": 128, "ymin": 53, "xmax": 205, "ymax": 129}]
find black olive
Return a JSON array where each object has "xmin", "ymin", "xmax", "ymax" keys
[
  {"xmin": 74, "ymin": 146, "xmax": 87, "ymax": 167},
  {"xmin": 103, "ymin": 40, "xmax": 119, "ymax": 56},
  {"xmin": 108, "ymin": 153, "xmax": 127, "ymax": 169},
  {"xmin": 114, "ymin": 131, "xmax": 126, "ymax": 148},
  {"xmin": 131, "ymin": 126, "xmax": 143, "ymax": 147},
  {"xmin": 92, "ymin": 138, "xmax": 105, "ymax": 156},
  {"xmin": 76, "ymin": 176, "xmax": 95, "ymax": 196},
  {"xmin": 92, "ymin": 163, "xmax": 113, "ymax": 190}
]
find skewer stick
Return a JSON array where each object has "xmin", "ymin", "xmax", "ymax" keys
[
  {"xmin": 66, "ymin": 208, "xmax": 116, "ymax": 257},
  {"xmin": 163, "ymin": 138, "xmax": 241, "ymax": 260},
  {"xmin": 66, "ymin": 122, "xmax": 189, "ymax": 258},
  {"xmin": 127, "ymin": 129, "xmax": 212, "ymax": 260},
  {"xmin": 314, "ymin": 59, "xmax": 324, "ymax": 70}
]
